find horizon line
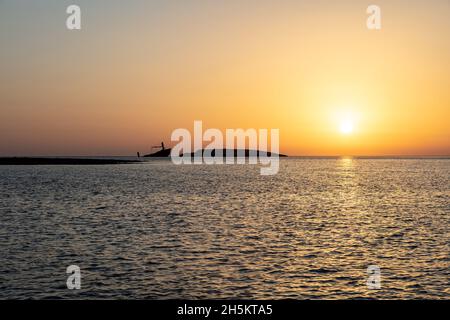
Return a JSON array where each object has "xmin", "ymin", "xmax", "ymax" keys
[{"xmin": 1, "ymin": 155, "xmax": 449, "ymax": 158}]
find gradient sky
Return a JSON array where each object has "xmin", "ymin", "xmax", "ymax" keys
[{"xmin": 1, "ymin": 0, "xmax": 449, "ymax": 156}]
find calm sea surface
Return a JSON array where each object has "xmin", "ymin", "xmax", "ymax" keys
[{"xmin": 0, "ymin": 158, "xmax": 448, "ymax": 299}]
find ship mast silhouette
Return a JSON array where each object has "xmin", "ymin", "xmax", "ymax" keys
[
  {"xmin": 152, "ymin": 142, "xmax": 165, "ymax": 151},
  {"xmin": 143, "ymin": 142, "xmax": 171, "ymax": 157}
]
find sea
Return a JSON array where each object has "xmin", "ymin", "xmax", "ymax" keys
[{"xmin": 0, "ymin": 158, "xmax": 448, "ymax": 299}]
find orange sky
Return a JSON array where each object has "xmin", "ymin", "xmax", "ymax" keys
[{"xmin": 0, "ymin": 0, "xmax": 449, "ymax": 156}]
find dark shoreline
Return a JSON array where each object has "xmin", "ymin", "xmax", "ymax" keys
[{"xmin": 0, "ymin": 157, "xmax": 139, "ymax": 165}]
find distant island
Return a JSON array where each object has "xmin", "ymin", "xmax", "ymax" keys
[{"xmin": 143, "ymin": 142, "xmax": 287, "ymax": 158}]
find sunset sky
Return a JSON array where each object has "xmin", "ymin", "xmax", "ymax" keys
[{"xmin": 0, "ymin": 0, "xmax": 449, "ymax": 156}]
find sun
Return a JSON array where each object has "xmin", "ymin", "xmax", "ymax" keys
[
  {"xmin": 339, "ymin": 118, "xmax": 354, "ymax": 134},
  {"xmin": 339, "ymin": 121, "xmax": 353, "ymax": 134}
]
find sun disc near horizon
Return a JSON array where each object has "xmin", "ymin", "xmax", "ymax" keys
[{"xmin": 339, "ymin": 118, "xmax": 354, "ymax": 135}]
